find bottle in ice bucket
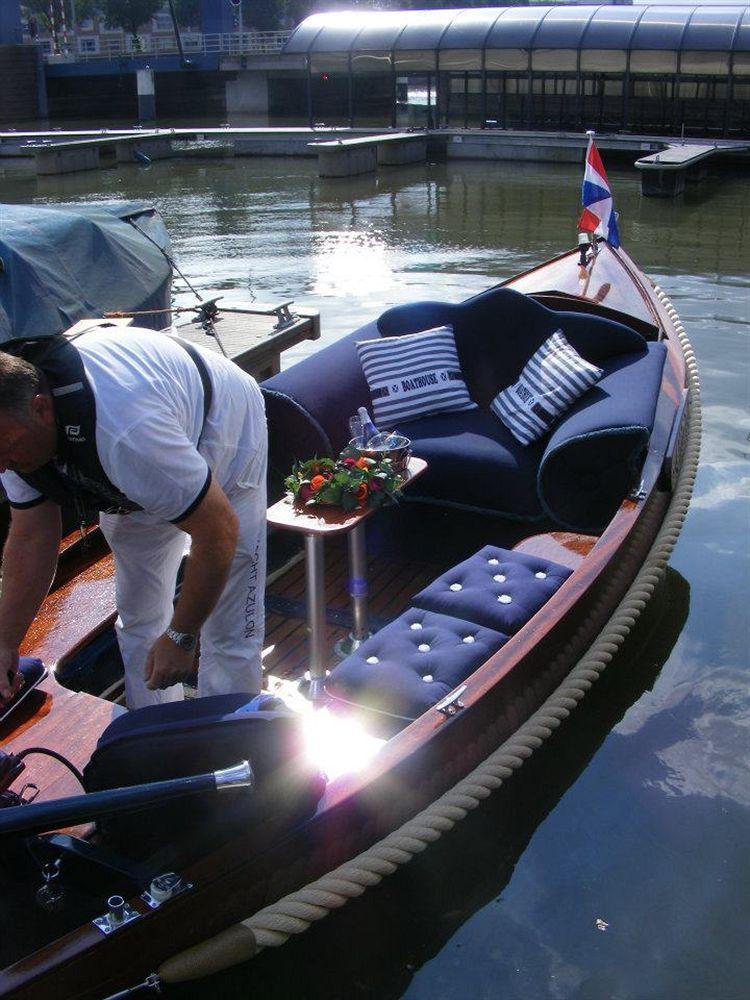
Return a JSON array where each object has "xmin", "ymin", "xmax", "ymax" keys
[
  {"xmin": 349, "ymin": 414, "xmax": 364, "ymax": 446},
  {"xmin": 357, "ymin": 407, "xmax": 380, "ymax": 447}
]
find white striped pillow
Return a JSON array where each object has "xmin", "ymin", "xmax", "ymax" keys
[
  {"xmin": 356, "ymin": 326, "xmax": 477, "ymax": 428},
  {"xmin": 490, "ymin": 329, "xmax": 603, "ymax": 445}
]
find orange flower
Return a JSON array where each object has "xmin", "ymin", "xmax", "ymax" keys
[
  {"xmin": 355, "ymin": 483, "xmax": 369, "ymax": 505},
  {"xmin": 310, "ymin": 475, "xmax": 327, "ymax": 491},
  {"xmin": 355, "ymin": 457, "xmax": 369, "ymax": 470}
]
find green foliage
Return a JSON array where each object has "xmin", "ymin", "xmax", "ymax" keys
[
  {"xmin": 171, "ymin": 0, "xmax": 200, "ymax": 29},
  {"xmin": 224, "ymin": 0, "xmax": 286, "ymax": 32},
  {"xmin": 99, "ymin": 0, "xmax": 162, "ymax": 40},
  {"xmin": 244, "ymin": 0, "xmax": 282, "ymax": 32},
  {"xmin": 285, "ymin": 453, "xmax": 402, "ymax": 511},
  {"xmin": 23, "ymin": 0, "xmax": 101, "ymax": 33}
]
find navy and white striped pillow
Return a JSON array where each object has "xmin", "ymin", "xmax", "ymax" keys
[
  {"xmin": 491, "ymin": 329, "xmax": 603, "ymax": 445},
  {"xmin": 357, "ymin": 327, "xmax": 477, "ymax": 428}
]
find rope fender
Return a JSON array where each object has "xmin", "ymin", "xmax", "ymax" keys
[{"xmin": 158, "ymin": 284, "xmax": 701, "ymax": 985}]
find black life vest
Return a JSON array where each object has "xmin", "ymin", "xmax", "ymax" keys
[{"xmin": 3, "ymin": 330, "xmax": 212, "ymax": 518}]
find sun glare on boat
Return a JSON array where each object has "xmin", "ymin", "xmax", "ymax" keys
[{"xmin": 302, "ymin": 707, "xmax": 386, "ymax": 782}]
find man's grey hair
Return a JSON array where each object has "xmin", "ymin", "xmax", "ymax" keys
[{"xmin": 0, "ymin": 352, "xmax": 43, "ymax": 421}]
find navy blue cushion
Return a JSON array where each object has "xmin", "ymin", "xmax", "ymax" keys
[
  {"xmin": 261, "ymin": 323, "xmax": 378, "ymax": 480},
  {"xmin": 405, "ymin": 408, "xmax": 545, "ymax": 519},
  {"xmin": 86, "ymin": 694, "xmax": 312, "ymax": 791},
  {"xmin": 326, "ymin": 608, "xmax": 508, "ymax": 721},
  {"xmin": 84, "ymin": 694, "xmax": 326, "ymax": 857},
  {"xmin": 539, "ymin": 342, "xmax": 667, "ymax": 532},
  {"xmin": 412, "ymin": 545, "xmax": 572, "ymax": 634},
  {"xmin": 378, "ymin": 286, "xmax": 647, "ymax": 408},
  {"xmin": 261, "ymin": 287, "xmax": 647, "ymax": 494},
  {"xmin": 90, "ymin": 693, "xmax": 256, "ymax": 746}
]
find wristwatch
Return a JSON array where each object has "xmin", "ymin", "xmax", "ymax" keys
[{"xmin": 164, "ymin": 626, "xmax": 197, "ymax": 653}]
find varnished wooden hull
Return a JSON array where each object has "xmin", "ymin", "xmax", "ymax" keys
[{"xmin": 0, "ymin": 244, "xmax": 689, "ymax": 999}]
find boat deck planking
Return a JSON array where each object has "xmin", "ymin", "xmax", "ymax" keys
[{"xmin": 1, "ymin": 515, "xmax": 583, "ymax": 813}]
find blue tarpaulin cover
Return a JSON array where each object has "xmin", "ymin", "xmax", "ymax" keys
[{"xmin": 0, "ymin": 201, "xmax": 173, "ymax": 344}]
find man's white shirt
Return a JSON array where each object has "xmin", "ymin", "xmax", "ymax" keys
[{"xmin": 1, "ymin": 326, "xmax": 266, "ymax": 522}]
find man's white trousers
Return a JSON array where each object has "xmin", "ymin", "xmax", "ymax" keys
[{"xmin": 100, "ymin": 469, "xmax": 267, "ymax": 710}]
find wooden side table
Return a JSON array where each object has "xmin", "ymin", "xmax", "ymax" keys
[{"xmin": 266, "ymin": 457, "xmax": 427, "ymax": 697}]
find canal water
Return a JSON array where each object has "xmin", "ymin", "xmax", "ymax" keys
[{"xmin": 1, "ymin": 156, "xmax": 748, "ymax": 999}]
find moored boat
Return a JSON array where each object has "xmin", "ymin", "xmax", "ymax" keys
[
  {"xmin": 0, "ymin": 202, "xmax": 173, "ymax": 344},
  {"xmin": 0, "ymin": 170, "xmax": 700, "ymax": 998}
]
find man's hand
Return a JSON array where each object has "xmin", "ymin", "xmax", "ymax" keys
[
  {"xmin": 0, "ymin": 500, "xmax": 61, "ymax": 706},
  {"xmin": 142, "ymin": 479, "xmax": 238, "ymax": 694},
  {"xmin": 0, "ymin": 646, "xmax": 22, "ymax": 704},
  {"xmin": 144, "ymin": 634, "xmax": 197, "ymax": 691}
]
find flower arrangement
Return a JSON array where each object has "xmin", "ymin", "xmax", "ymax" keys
[{"xmin": 284, "ymin": 451, "xmax": 403, "ymax": 511}]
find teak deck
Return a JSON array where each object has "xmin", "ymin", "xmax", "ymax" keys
[{"xmin": 0, "ymin": 517, "xmax": 593, "ymax": 811}]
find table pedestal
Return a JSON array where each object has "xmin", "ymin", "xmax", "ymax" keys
[
  {"xmin": 304, "ymin": 534, "xmax": 328, "ymax": 701},
  {"xmin": 265, "ymin": 458, "xmax": 427, "ymax": 701},
  {"xmin": 334, "ymin": 522, "xmax": 372, "ymax": 659}
]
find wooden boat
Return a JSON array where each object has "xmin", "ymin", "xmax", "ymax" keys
[{"xmin": 0, "ymin": 239, "xmax": 697, "ymax": 999}]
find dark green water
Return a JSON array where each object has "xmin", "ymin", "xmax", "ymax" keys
[{"xmin": 1, "ymin": 156, "xmax": 748, "ymax": 999}]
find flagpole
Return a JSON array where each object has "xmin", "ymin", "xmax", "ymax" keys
[
  {"xmin": 584, "ymin": 130, "xmax": 599, "ymax": 259},
  {"xmin": 578, "ymin": 129, "xmax": 597, "ymax": 292}
]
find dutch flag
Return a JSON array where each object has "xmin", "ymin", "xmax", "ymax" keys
[{"xmin": 579, "ymin": 135, "xmax": 620, "ymax": 248}]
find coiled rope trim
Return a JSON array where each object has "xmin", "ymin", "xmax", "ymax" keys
[{"xmin": 159, "ymin": 284, "xmax": 701, "ymax": 984}]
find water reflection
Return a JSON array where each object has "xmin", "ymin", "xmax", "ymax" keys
[
  {"xmin": 309, "ymin": 229, "xmax": 393, "ymax": 298},
  {"xmin": 1, "ymin": 155, "xmax": 747, "ymax": 998},
  {"xmin": 168, "ymin": 569, "xmax": 690, "ymax": 1000}
]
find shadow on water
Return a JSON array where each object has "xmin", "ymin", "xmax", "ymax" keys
[{"xmin": 168, "ymin": 568, "xmax": 690, "ymax": 1000}]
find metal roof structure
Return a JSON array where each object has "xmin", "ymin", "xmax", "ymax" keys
[{"xmin": 283, "ymin": 5, "xmax": 750, "ymax": 55}]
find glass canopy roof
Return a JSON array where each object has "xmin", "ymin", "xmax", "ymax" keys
[{"xmin": 283, "ymin": 5, "xmax": 750, "ymax": 54}]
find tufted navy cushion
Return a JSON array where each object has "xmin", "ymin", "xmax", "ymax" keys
[
  {"xmin": 412, "ymin": 546, "xmax": 572, "ymax": 635},
  {"xmin": 405, "ymin": 408, "xmax": 545, "ymax": 519},
  {"xmin": 377, "ymin": 286, "xmax": 647, "ymax": 408},
  {"xmin": 326, "ymin": 608, "xmax": 509, "ymax": 721}
]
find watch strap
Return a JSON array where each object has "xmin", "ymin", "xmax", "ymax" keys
[{"xmin": 164, "ymin": 626, "xmax": 197, "ymax": 652}]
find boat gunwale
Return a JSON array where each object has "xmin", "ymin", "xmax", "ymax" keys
[{"xmin": 1, "ymin": 247, "xmax": 690, "ymax": 1000}]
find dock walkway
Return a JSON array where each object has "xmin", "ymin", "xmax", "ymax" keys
[
  {"xmin": 28, "ymin": 132, "xmax": 173, "ymax": 175},
  {"xmin": 174, "ymin": 301, "xmax": 320, "ymax": 381},
  {"xmin": 68, "ymin": 303, "xmax": 320, "ymax": 383},
  {"xmin": 634, "ymin": 142, "xmax": 749, "ymax": 195},
  {"xmin": 2, "ymin": 127, "xmax": 748, "ymax": 194},
  {"xmin": 308, "ymin": 132, "xmax": 428, "ymax": 177}
]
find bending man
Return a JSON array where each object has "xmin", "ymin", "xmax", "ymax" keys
[{"xmin": 0, "ymin": 325, "xmax": 267, "ymax": 709}]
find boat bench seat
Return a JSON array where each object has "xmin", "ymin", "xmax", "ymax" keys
[
  {"xmin": 411, "ymin": 544, "xmax": 573, "ymax": 632},
  {"xmin": 262, "ymin": 284, "xmax": 667, "ymax": 534},
  {"xmin": 326, "ymin": 546, "xmax": 572, "ymax": 725}
]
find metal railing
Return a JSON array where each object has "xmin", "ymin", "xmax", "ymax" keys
[{"xmin": 41, "ymin": 31, "xmax": 292, "ymax": 63}]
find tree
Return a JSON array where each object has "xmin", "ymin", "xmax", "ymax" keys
[
  {"xmin": 22, "ymin": 0, "xmax": 101, "ymax": 36},
  {"xmin": 242, "ymin": 0, "xmax": 282, "ymax": 32},
  {"xmin": 99, "ymin": 0, "xmax": 162, "ymax": 45},
  {"xmin": 171, "ymin": 0, "xmax": 200, "ymax": 30},
  {"xmin": 222, "ymin": 0, "xmax": 286, "ymax": 33}
]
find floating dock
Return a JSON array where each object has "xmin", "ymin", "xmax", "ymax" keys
[
  {"xmin": 67, "ymin": 302, "xmax": 320, "ymax": 383},
  {"xmin": 1, "ymin": 127, "xmax": 748, "ymax": 196},
  {"xmin": 308, "ymin": 132, "xmax": 428, "ymax": 178},
  {"xmin": 634, "ymin": 143, "xmax": 725, "ymax": 196},
  {"xmin": 175, "ymin": 301, "xmax": 320, "ymax": 382}
]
